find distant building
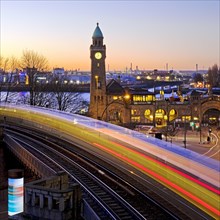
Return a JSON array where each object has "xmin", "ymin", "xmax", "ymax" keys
[{"xmin": 53, "ymin": 68, "xmax": 65, "ymax": 75}]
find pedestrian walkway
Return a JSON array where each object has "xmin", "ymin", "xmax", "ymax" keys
[{"xmin": 171, "ymin": 128, "xmax": 216, "ymax": 149}]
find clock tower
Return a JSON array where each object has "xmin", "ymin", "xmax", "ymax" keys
[{"xmin": 89, "ymin": 23, "xmax": 107, "ymax": 119}]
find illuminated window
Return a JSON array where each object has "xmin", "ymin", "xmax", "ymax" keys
[
  {"xmin": 144, "ymin": 109, "xmax": 151, "ymax": 117},
  {"xmin": 169, "ymin": 109, "xmax": 177, "ymax": 121},
  {"xmin": 182, "ymin": 116, "xmax": 191, "ymax": 122},
  {"xmin": 144, "ymin": 109, "xmax": 153, "ymax": 121},
  {"xmin": 133, "ymin": 95, "xmax": 155, "ymax": 102},
  {"xmin": 155, "ymin": 109, "xmax": 165, "ymax": 119},
  {"xmin": 131, "ymin": 109, "xmax": 140, "ymax": 115},
  {"xmin": 156, "ymin": 109, "xmax": 165, "ymax": 114},
  {"xmin": 131, "ymin": 116, "xmax": 140, "ymax": 123},
  {"xmin": 147, "ymin": 95, "xmax": 153, "ymax": 101},
  {"xmin": 170, "ymin": 109, "xmax": 176, "ymax": 116}
]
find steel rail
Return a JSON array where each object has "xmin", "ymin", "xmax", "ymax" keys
[
  {"xmin": 4, "ymin": 125, "xmax": 213, "ymax": 220},
  {"xmin": 5, "ymin": 132, "xmax": 147, "ymax": 219}
]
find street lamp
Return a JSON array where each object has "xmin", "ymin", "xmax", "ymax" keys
[
  {"xmin": 183, "ymin": 105, "xmax": 192, "ymax": 148},
  {"xmin": 165, "ymin": 99, "xmax": 170, "ymax": 142},
  {"xmin": 183, "ymin": 115, "xmax": 187, "ymax": 148}
]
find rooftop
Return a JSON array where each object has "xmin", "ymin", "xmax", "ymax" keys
[{"xmin": 92, "ymin": 23, "xmax": 103, "ymax": 38}]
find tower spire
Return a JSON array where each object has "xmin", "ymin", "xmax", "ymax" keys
[{"xmin": 89, "ymin": 23, "xmax": 106, "ymax": 119}]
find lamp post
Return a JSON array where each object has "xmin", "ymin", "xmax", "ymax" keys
[
  {"xmin": 165, "ymin": 99, "xmax": 170, "ymax": 142},
  {"xmin": 183, "ymin": 114, "xmax": 187, "ymax": 148},
  {"xmin": 183, "ymin": 102, "xmax": 192, "ymax": 148},
  {"xmin": 199, "ymin": 96, "xmax": 202, "ymax": 144}
]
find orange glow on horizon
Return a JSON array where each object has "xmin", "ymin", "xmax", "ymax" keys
[{"xmin": 1, "ymin": 49, "xmax": 216, "ymax": 71}]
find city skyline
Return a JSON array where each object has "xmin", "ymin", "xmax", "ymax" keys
[{"xmin": 1, "ymin": 0, "xmax": 219, "ymax": 71}]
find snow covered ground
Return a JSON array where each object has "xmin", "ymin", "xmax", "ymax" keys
[{"xmin": 0, "ymin": 92, "xmax": 90, "ymax": 114}]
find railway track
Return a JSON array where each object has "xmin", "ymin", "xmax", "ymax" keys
[{"xmin": 3, "ymin": 125, "xmax": 212, "ymax": 220}]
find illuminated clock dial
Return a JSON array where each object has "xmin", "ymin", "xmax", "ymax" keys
[{"xmin": 95, "ymin": 52, "xmax": 102, "ymax": 59}]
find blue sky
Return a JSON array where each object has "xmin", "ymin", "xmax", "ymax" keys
[{"xmin": 1, "ymin": 0, "xmax": 219, "ymax": 71}]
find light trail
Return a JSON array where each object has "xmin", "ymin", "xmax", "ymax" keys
[
  {"xmin": 92, "ymin": 142, "xmax": 220, "ymax": 218},
  {"xmin": 110, "ymin": 141, "xmax": 220, "ymax": 195}
]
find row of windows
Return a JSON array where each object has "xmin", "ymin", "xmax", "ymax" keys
[
  {"xmin": 93, "ymin": 40, "xmax": 102, "ymax": 46},
  {"xmin": 132, "ymin": 95, "xmax": 155, "ymax": 102},
  {"xmin": 131, "ymin": 116, "xmax": 140, "ymax": 123},
  {"xmin": 111, "ymin": 96, "xmax": 122, "ymax": 100},
  {"xmin": 131, "ymin": 108, "xmax": 178, "ymax": 118}
]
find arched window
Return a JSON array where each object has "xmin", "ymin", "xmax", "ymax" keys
[{"xmin": 169, "ymin": 109, "xmax": 177, "ymax": 121}]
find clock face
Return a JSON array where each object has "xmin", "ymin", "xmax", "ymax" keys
[{"xmin": 95, "ymin": 52, "xmax": 102, "ymax": 59}]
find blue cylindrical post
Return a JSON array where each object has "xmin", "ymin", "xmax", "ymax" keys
[{"xmin": 8, "ymin": 169, "xmax": 24, "ymax": 216}]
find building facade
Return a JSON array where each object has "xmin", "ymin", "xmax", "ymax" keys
[{"xmin": 89, "ymin": 24, "xmax": 220, "ymax": 129}]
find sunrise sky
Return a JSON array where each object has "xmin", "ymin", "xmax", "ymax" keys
[{"xmin": 1, "ymin": 1, "xmax": 219, "ymax": 71}]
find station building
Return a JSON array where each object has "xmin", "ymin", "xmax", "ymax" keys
[{"xmin": 89, "ymin": 24, "xmax": 220, "ymax": 129}]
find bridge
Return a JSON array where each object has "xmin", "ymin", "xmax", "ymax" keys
[{"xmin": 0, "ymin": 104, "xmax": 219, "ymax": 219}]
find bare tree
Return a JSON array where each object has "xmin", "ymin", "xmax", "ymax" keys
[
  {"xmin": 10, "ymin": 56, "xmax": 20, "ymax": 72},
  {"xmin": 19, "ymin": 50, "xmax": 49, "ymax": 105},
  {"xmin": 193, "ymin": 73, "xmax": 203, "ymax": 83},
  {"xmin": 50, "ymin": 76, "xmax": 73, "ymax": 111},
  {"xmin": 20, "ymin": 49, "xmax": 49, "ymax": 71},
  {"xmin": 207, "ymin": 64, "xmax": 219, "ymax": 89},
  {"xmin": 5, "ymin": 57, "xmax": 20, "ymax": 102},
  {"xmin": 0, "ymin": 57, "xmax": 10, "ymax": 73},
  {"xmin": 34, "ymin": 92, "xmax": 54, "ymax": 107},
  {"xmin": 50, "ymin": 76, "xmax": 88, "ymax": 113},
  {"xmin": 0, "ymin": 56, "xmax": 4, "ymax": 70}
]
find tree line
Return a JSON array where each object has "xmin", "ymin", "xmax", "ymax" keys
[
  {"xmin": 0, "ymin": 49, "xmax": 49, "ymax": 73},
  {"xmin": 0, "ymin": 50, "xmax": 88, "ymax": 114}
]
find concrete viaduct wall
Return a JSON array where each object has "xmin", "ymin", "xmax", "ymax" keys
[{"xmin": 3, "ymin": 134, "xmax": 56, "ymax": 178}]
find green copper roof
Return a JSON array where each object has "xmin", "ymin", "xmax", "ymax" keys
[{"xmin": 92, "ymin": 23, "xmax": 103, "ymax": 38}]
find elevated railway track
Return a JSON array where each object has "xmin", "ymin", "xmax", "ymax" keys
[
  {"xmin": 4, "ymin": 126, "xmax": 178, "ymax": 219},
  {"xmin": 0, "ymin": 104, "xmax": 219, "ymax": 219}
]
